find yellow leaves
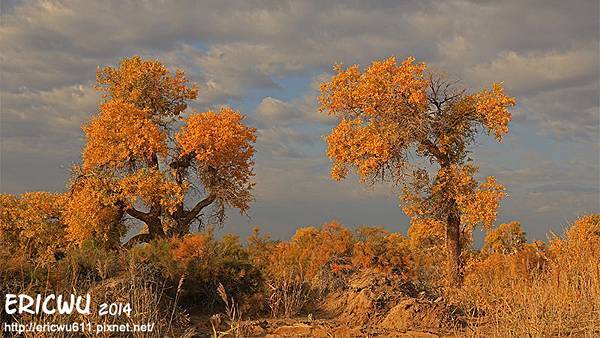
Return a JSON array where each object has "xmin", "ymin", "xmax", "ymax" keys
[
  {"xmin": 408, "ymin": 217, "xmax": 446, "ymax": 248},
  {"xmin": 267, "ymin": 221, "xmax": 354, "ymax": 282},
  {"xmin": 433, "ymin": 164, "xmax": 478, "ymax": 198},
  {"xmin": 426, "ymin": 165, "xmax": 505, "ymax": 230},
  {"xmin": 458, "ymin": 176, "xmax": 505, "ymax": 230},
  {"xmin": 320, "ymin": 56, "xmax": 428, "ymax": 118},
  {"xmin": 62, "ymin": 170, "xmax": 125, "ymax": 246},
  {"xmin": 177, "ymin": 107, "xmax": 256, "ymax": 170},
  {"xmin": 0, "ymin": 192, "xmax": 66, "ymax": 263},
  {"xmin": 73, "ymin": 56, "xmax": 257, "ymax": 244},
  {"xmin": 326, "ymin": 118, "xmax": 393, "ymax": 181},
  {"xmin": 172, "ymin": 233, "xmax": 212, "ymax": 265},
  {"xmin": 352, "ymin": 226, "xmax": 413, "ymax": 274},
  {"xmin": 482, "ymin": 221, "xmax": 527, "ymax": 254},
  {"xmin": 320, "ymin": 56, "xmax": 516, "ymax": 203},
  {"xmin": 549, "ymin": 214, "xmax": 600, "ymax": 262},
  {"xmin": 176, "ymin": 107, "xmax": 256, "ymax": 211},
  {"xmin": 82, "ymin": 100, "xmax": 167, "ymax": 170},
  {"xmin": 464, "ymin": 242, "xmax": 546, "ymax": 291},
  {"xmin": 96, "ymin": 56, "xmax": 198, "ymax": 117},
  {"xmin": 402, "ymin": 164, "xmax": 506, "ymax": 260},
  {"xmin": 119, "ymin": 169, "xmax": 185, "ymax": 214},
  {"xmin": 320, "ymin": 56, "xmax": 429, "ymax": 182},
  {"xmin": 473, "ymin": 82, "xmax": 516, "ymax": 142},
  {"xmin": 564, "ymin": 214, "xmax": 600, "ymax": 242}
]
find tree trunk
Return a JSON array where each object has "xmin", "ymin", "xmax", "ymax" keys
[
  {"xmin": 446, "ymin": 202, "xmax": 463, "ymax": 288},
  {"xmin": 124, "ymin": 218, "xmax": 164, "ymax": 248},
  {"xmin": 147, "ymin": 217, "xmax": 165, "ymax": 238}
]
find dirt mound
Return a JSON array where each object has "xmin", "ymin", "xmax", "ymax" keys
[
  {"xmin": 320, "ymin": 269, "xmax": 456, "ymax": 334},
  {"xmin": 378, "ymin": 297, "xmax": 449, "ymax": 332}
]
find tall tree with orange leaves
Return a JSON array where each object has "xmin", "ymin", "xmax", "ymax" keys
[
  {"xmin": 319, "ymin": 56, "xmax": 515, "ymax": 287},
  {"xmin": 63, "ymin": 56, "xmax": 256, "ymax": 246}
]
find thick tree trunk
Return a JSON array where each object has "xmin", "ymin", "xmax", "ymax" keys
[
  {"xmin": 146, "ymin": 217, "xmax": 165, "ymax": 238},
  {"xmin": 124, "ymin": 217, "xmax": 164, "ymax": 248},
  {"xmin": 446, "ymin": 202, "xmax": 463, "ymax": 288}
]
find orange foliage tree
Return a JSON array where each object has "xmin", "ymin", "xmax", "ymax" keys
[
  {"xmin": 0, "ymin": 192, "xmax": 66, "ymax": 263},
  {"xmin": 64, "ymin": 56, "xmax": 256, "ymax": 246},
  {"xmin": 319, "ymin": 56, "xmax": 516, "ymax": 286}
]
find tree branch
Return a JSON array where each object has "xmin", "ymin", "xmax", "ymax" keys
[
  {"xmin": 169, "ymin": 152, "xmax": 195, "ymax": 169},
  {"xmin": 182, "ymin": 194, "xmax": 216, "ymax": 226},
  {"xmin": 125, "ymin": 207, "xmax": 151, "ymax": 223},
  {"xmin": 422, "ymin": 139, "xmax": 448, "ymax": 165}
]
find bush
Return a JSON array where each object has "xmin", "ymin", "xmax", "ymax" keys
[
  {"xmin": 133, "ymin": 232, "xmax": 264, "ymax": 314},
  {"xmin": 352, "ymin": 226, "xmax": 413, "ymax": 275},
  {"xmin": 260, "ymin": 221, "xmax": 353, "ymax": 317}
]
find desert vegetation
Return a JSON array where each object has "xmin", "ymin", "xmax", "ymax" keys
[{"xmin": 1, "ymin": 56, "xmax": 598, "ymax": 337}]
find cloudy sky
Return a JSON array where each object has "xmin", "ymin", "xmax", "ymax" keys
[{"xmin": 1, "ymin": 0, "xmax": 598, "ymax": 241}]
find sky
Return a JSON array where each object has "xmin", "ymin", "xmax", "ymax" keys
[{"xmin": 1, "ymin": 0, "xmax": 598, "ymax": 242}]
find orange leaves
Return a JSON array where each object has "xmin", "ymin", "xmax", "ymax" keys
[
  {"xmin": 433, "ymin": 164, "xmax": 506, "ymax": 229},
  {"xmin": 176, "ymin": 107, "xmax": 256, "ymax": 211},
  {"xmin": 0, "ymin": 192, "xmax": 66, "ymax": 263},
  {"xmin": 177, "ymin": 107, "xmax": 256, "ymax": 172},
  {"xmin": 320, "ymin": 56, "xmax": 516, "ymax": 201},
  {"xmin": 401, "ymin": 162, "xmax": 506, "ymax": 268},
  {"xmin": 119, "ymin": 169, "xmax": 185, "ymax": 214},
  {"xmin": 326, "ymin": 118, "xmax": 393, "ymax": 181},
  {"xmin": 482, "ymin": 221, "xmax": 527, "ymax": 254},
  {"xmin": 265, "ymin": 221, "xmax": 418, "ymax": 282},
  {"xmin": 96, "ymin": 56, "xmax": 198, "ymax": 117},
  {"xmin": 266, "ymin": 221, "xmax": 354, "ymax": 282},
  {"xmin": 320, "ymin": 56, "xmax": 428, "ymax": 182},
  {"xmin": 408, "ymin": 217, "xmax": 446, "ymax": 248},
  {"xmin": 71, "ymin": 56, "xmax": 257, "ymax": 244},
  {"xmin": 172, "ymin": 233, "xmax": 212, "ymax": 265},
  {"xmin": 563, "ymin": 214, "xmax": 600, "ymax": 242},
  {"xmin": 62, "ymin": 169, "xmax": 125, "ymax": 246},
  {"xmin": 82, "ymin": 100, "xmax": 167, "ymax": 170},
  {"xmin": 549, "ymin": 214, "xmax": 600, "ymax": 261},
  {"xmin": 473, "ymin": 82, "xmax": 516, "ymax": 141},
  {"xmin": 352, "ymin": 226, "xmax": 413, "ymax": 274},
  {"xmin": 458, "ymin": 176, "xmax": 506, "ymax": 230},
  {"xmin": 320, "ymin": 56, "xmax": 428, "ymax": 118}
]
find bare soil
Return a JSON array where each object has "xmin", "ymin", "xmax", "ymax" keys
[{"xmin": 191, "ymin": 270, "xmax": 463, "ymax": 337}]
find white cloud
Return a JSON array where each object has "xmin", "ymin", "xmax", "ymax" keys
[
  {"xmin": 466, "ymin": 45, "xmax": 599, "ymax": 95},
  {"xmin": 256, "ymin": 97, "xmax": 303, "ymax": 124},
  {"xmin": 256, "ymin": 126, "xmax": 315, "ymax": 158},
  {"xmin": 1, "ymin": 84, "xmax": 98, "ymax": 155}
]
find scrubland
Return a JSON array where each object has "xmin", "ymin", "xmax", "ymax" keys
[{"xmin": 1, "ymin": 214, "xmax": 598, "ymax": 337}]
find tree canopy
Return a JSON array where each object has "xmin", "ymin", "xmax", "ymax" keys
[
  {"xmin": 320, "ymin": 56, "xmax": 516, "ymax": 285},
  {"xmin": 64, "ymin": 56, "xmax": 256, "ymax": 246}
]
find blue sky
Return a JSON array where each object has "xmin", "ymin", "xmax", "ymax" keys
[{"xmin": 1, "ymin": 0, "xmax": 598, "ymax": 242}]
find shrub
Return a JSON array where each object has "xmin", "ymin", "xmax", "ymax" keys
[
  {"xmin": 352, "ymin": 226, "xmax": 413, "ymax": 275},
  {"xmin": 482, "ymin": 221, "xmax": 527, "ymax": 254},
  {"xmin": 262, "ymin": 221, "xmax": 354, "ymax": 317},
  {"xmin": 168, "ymin": 232, "xmax": 263, "ymax": 313},
  {"xmin": 407, "ymin": 218, "xmax": 447, "ymax": 292}
]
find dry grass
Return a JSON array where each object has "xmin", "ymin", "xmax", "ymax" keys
[
  {"xmin": 0, "ymin": 249, "xmax": 189, "ymax": 337},
  {"xmin": 457, "ymin": 215, "xmax": 600, "ymax": 336},
  {"xmin": 266, "ymin": 276, "xmax": 310, "ymax": 318}
]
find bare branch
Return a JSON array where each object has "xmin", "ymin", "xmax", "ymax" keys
[{"xmin": 182, "ymin": 193, "xmax": 217, "ymax": 226}]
